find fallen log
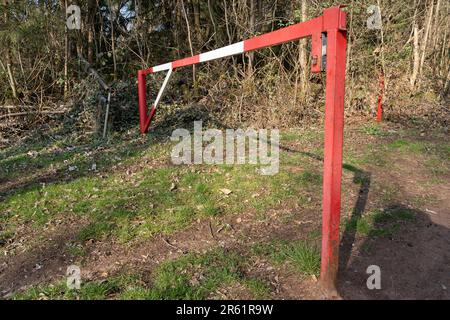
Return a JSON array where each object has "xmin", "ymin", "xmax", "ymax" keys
[{"xmin": 0, "ymin": 109, "xmax": 68, "ymax": 120}]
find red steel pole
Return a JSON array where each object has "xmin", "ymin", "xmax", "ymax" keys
[
  {"xmin": 320, "ymin": 26, "xmax": 347, "ymax": 293},
  {"xmin": 137, "ymin": 70, "xmax": 148, "ymax": 134}
]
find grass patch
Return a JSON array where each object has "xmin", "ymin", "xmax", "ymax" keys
[
  {"xmin": 293, "ymin": 171, "xmax": 322, "ymax": 187},
  {"xmin": 1, "ymin": 155, "xmax": 319, "ymax": 244},
  {"xmin": 425, "ymin": 157, "xmax": 450, "ymax": 183},
  {"xmin": 387, "ymin": 139, "xmax": 426, "ymax": 154},
  {"xmin": 272, "ymin": 241, "xmax": 320, "ymax": 276},
  {"xmin": 252, "ymin": 240, "xmax": 320, "ymax": 277},
  {"xmin": 148, "ymin": 248, "xmax": 263, "ymax": 299},
  {"xmin": 0, "ymin": 125, "xmax": 353, "ymax": 247},
  {"xmin": 360, "ymin": 123, "xmax": 385, "ymax": 137},
  {"xmin": 13, "ymin": 279, "xmax": 121, "ymax": 300},
  {"xmin": 345, "ymin": 207, "xmax": 415, "ymax": 237},
  {"xmin": 14, "ymin": 249, "xmax": 270, "ymax": 300},
  {"xmin": 65, "ymin": 243, "xmax": 87, "ymax": 257},
  {"xmin": 3, "ymin": 126, "xmax": 445, "ymax": 258}
]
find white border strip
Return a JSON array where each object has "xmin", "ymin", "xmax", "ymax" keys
[
  {"xmin": 153, "ymin": 68, "xmax": 173, "ymax": 109},
  {"xmin": 199, "ymin": 41, "xmax": 244, "ymax": 63},
  {"xmin": 153, "ymin": 62, "xmax": 172, "ymax": 72}
]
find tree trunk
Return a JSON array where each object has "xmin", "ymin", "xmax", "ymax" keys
[
  {"xmin": 109, "ymin": 0, "xmax": 117, "ymax": 80},
  {"xmin": 246, "ymin": 0, "xmax": 256, "ymax": 77},
  {"xmin": 299, "ymin": 0, "xmax": 308, "ymax": 94},
  {"xmin": 432, "ymin": 0, "xmax": 441, "ymax": 52},
  {"xmin": 410, "ymin": 1, "xmax": 420, "ymax": 91},
  {"xmin": 61, "ymin": 0, "xmax": 69, "ymax": 99},
  {"xmin": 207, "ymin": 0, "xmax": 218, "ymax": 44},
  {"xmin": 410, "ymin": 25, "xmax": 420, "ymax": 90},
  {"xmin": 87, "ymin": 0, "xmax": 96, "ymax": 64},
  {"xmin": 294, "ymin": 0, "xmax": 308, "ymax": 104},
  {"xmin": 192, "ymin": 0, "xmax": 201, "ymax": 44},
  {"xmin": 418, "ymin": 1, "xmax": 434, "ymax": 80},
  {"xmin": 3, "ymin": 0, "xmax": 17, "ymax": 99},
  {"xmin": 181, "ymin": 0, "xmax": 197, "ymax": 96}
]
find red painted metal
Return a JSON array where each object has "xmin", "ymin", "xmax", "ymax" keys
[
  {"xmin": 243, "ymin": 17, "xmax": 323, "ymax": 52},
  {"xmin": 311, "ymin": 33, "xmax": 323, "ymax": 73},
  {"xmin": 172, "ymin": 55, "xmax": 200, "ymax": 69},
  {"xmin": 137, "ymin": 70, "xmax": 148, "ymax": 134},
  {"xmin": 137, "ymin": 6, "xmax": 347, "ymax": 293},
  {"xmin": 376, "ymin": 71, "xmax": 384, "ymax": 122}
]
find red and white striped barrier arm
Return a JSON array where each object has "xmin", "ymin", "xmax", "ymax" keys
[
  {"xmin": 137, "ymin": 5, "xmax": 347, "ymax": 294},
  {"xmin": 137, "ymin": 6, "xmax": 346, "ymax": 134}
]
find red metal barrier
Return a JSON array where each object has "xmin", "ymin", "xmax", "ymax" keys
[
  {"xmin": 321, "ymin": 27, "xmax": 347, "ymax": 293},
  {"xmin": 137, "ymin": 6, "xmax": 347, "ymax": 294}
]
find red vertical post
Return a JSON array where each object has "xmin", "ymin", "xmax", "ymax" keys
[
  {"xmin": 376, "ymin": 72, "xmax": 384, "ymax": 122},
  {"xmin": 320, "ymin": 18, "xmax": 347, "ymax": 293},
  {"xmin": 137, "ymin": 70, "xmax": 148, "ymax": 134}
]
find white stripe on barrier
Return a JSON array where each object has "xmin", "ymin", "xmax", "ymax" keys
[
  {"xmin": 153, "ymin": 68, "xmax": 173, "ymax": 109},
  {"xmin": 153, "ymin": 62, "xmax": 172, "ymax": 72},
  {"xmin": 199, "ymin": 41, "xmax": 244, "ymax": 63}
]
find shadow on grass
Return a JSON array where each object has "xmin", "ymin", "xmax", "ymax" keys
[
  {"xmin": 278, "ymin": 143, "xmax": 449, "ymax": 299},
  {"xmin": 276, "ymin": 144, "xmax": 373, "ymax": 267},
  {"xmin": 0, "ymin": 222, "xmax": 86, "ymax": 296},
  {"xmin": 338, "ymin": 165, "xmax": 371, "ymax": 275}
]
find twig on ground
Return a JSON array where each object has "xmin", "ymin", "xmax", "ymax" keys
[
  {"xmin": 209, "ymin": 220, "xmax": 218, "ymax": 240},
  {"xmin": 160, "ymin": 235, "xmax": 187, "ymax": 254}
]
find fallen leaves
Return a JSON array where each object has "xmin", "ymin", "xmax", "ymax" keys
[
  {"xmin": 219, "ymin": 188, "xmax": 232, "ymax": 195},
  {"xmin": 27, "ymin": 151, "xmax": 38, "ymax": 158}
]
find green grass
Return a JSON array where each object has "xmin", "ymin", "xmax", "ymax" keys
[
  {"xmin": 425, "ymin": 155, "xmax": 450, "ymax": 183},
  {"xmin": 345, "ymin": 207, "xmax": 415, "ymax": 237},
  {"xmin": 65, "ymin": 243, "xmax": 87, "ymax": 257},
  {"xmin": 360, "ymin": 123, "xmax": 385, "ymax": 137},
  {"xmin": 387, "ymin": 139, "xmax": 426, "ymax": 154},
  {"xmin": 13, "ymin": 273, "xmax": 151, "ymax": 300},
  {"xmin": 242, "ymin": 278, "xmax": 271, "ymax": 299},
  {"xmin": 5, "ymin": 125, "xmax": 449, "ymax": 300},
  {"xmin": 271, "ymin": 241, "xmax": 320, "ymax": 276},
  {"xmin": 4, "ymin": 126, "xmax": 443, "ymax": 256},
  {"xmin": 0, "ymin": 229, "xmax": 14, "ymax": 247},
  {"xmin": 0, "ymin": 132, "xmax": 327, "ymax": 247},
  {"xmin": 252, "ymin": 240, "xmax": 320, "ymax": 277},
  {"xmin": 13, "ymin": 248, "xmax": 271, "ymax": 300},
  {"xmin": 0, "ymin": 134, "xmax": 153, "ymax": 183},
  {"xmin": 1, "ymin": 128, "xmax": 446, "ymax": 247},
  {"xmin": 148, "ymin": 249, "xmax": 246, "ymax": 299},
  {"xmin": 280, "ymin": 128, "xmax": 322, "ymax": 143}
]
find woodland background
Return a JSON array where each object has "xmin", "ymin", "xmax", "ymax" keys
[{"xmin": 0, "ymin": 0, "xmax": 449, "ymax": 143}]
